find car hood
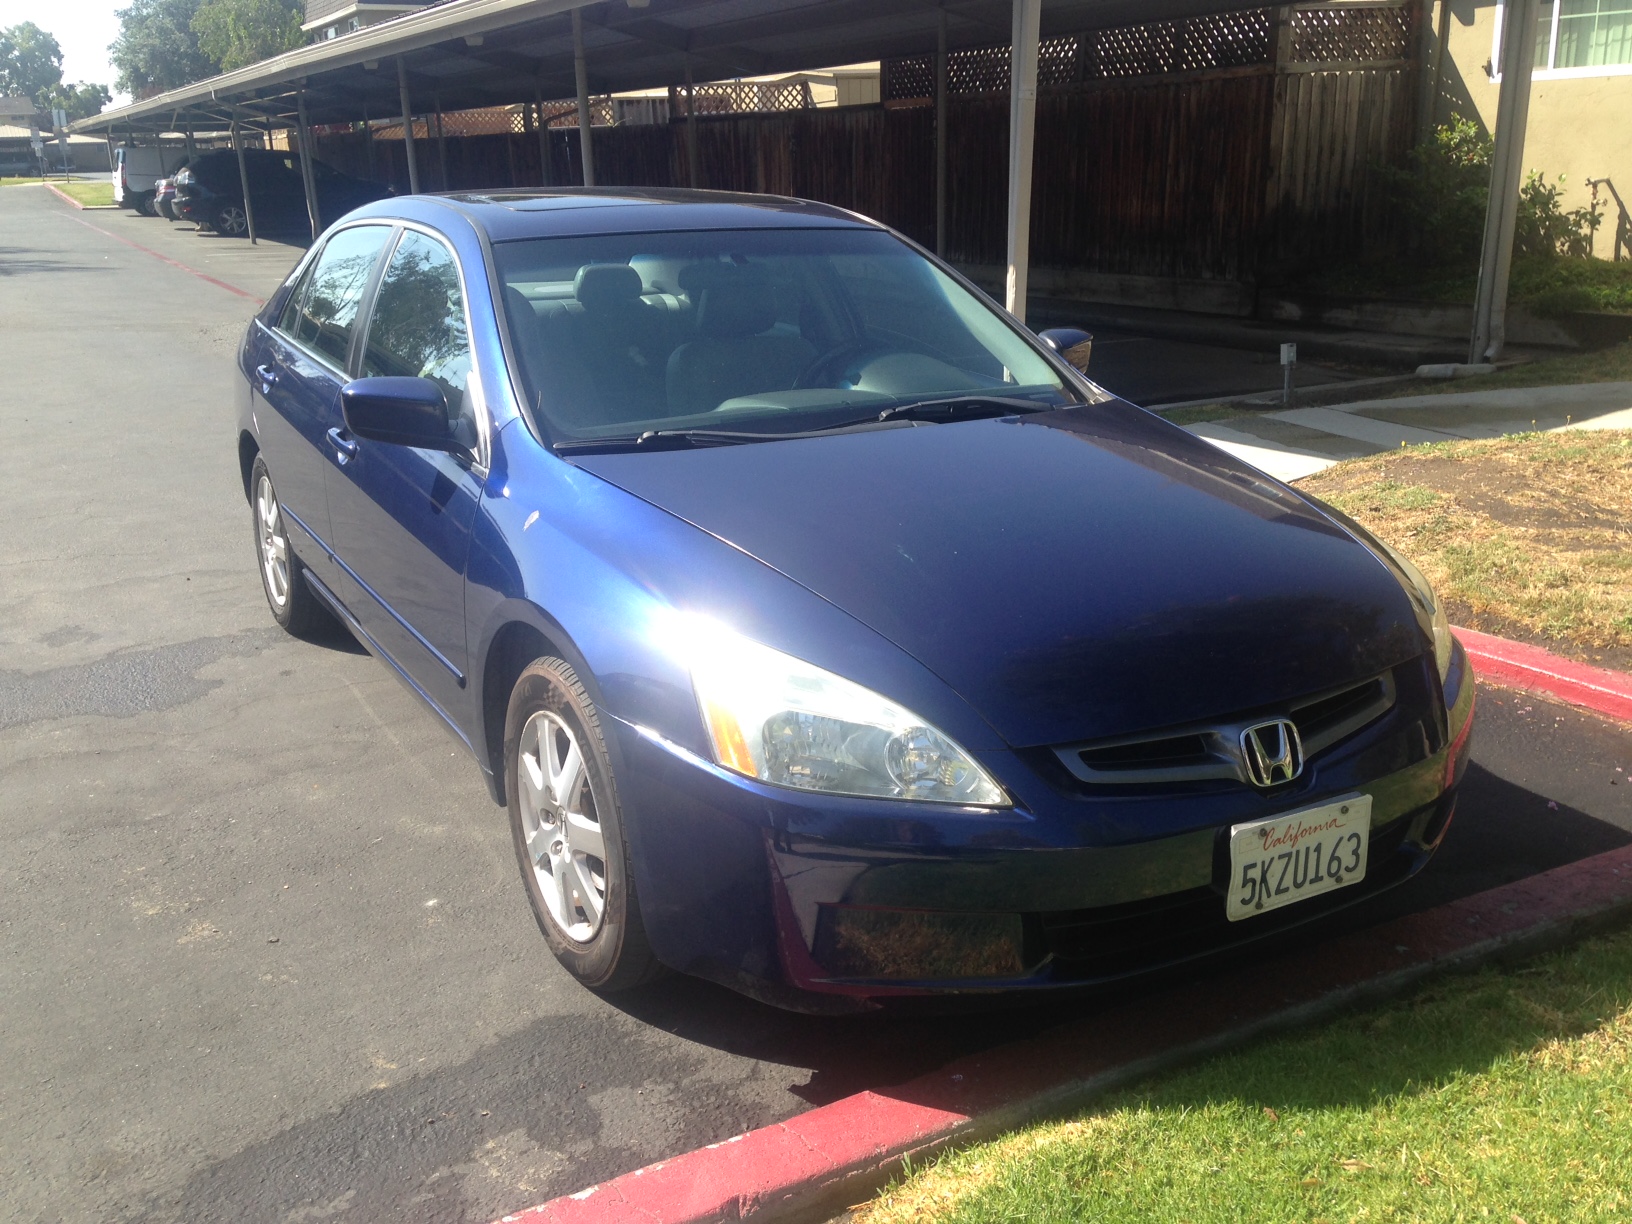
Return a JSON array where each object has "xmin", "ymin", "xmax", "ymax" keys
[{"xmin": 572, "ymin": 404, "xmax": 1425, "ymax": 747}]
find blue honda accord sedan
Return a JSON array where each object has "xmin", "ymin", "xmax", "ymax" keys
[{"xmin": 237, "ymin": 189, "xmax": 1474, "ymax": 1009}]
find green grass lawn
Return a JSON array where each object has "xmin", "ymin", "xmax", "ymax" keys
[
  {"xmin": 1, "ymin": 175, "xmax": 47, "ymax": 186},
  {"xmin": 861, "ymin": 924, "xmax": 1632, "ymax": 1224},
  {"xmin": 49, "ymin": 180, "xmax": 115, "ymax": 207}
]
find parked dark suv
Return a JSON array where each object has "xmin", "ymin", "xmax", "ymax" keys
[{"xmin": 175, "ymin": 149, "xmax": 389, "ymax": 236}]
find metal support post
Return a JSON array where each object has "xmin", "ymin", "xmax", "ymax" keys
[
  {"xmin": 230, "ymin": 115, "xmax": 258, "ymax": 245},
  {"xmin": 184, "ymin": 128, "xmax": 196, "ymax": 162},
  {"xmin": 535, "ymin": 80, "xmax": 552, "ymax": 185},
  {"xmin": 1470, "ymin": 0, "xmax": 1540, "ymax": 363},
  {"xmin": 397, "ymin": 56, "xmax": 420, "ymax": 194},
  {"xmin": 685, "ymin": 60, "xmax": 700, "ymax": 188},
  {"xmin": 363, "ymin": 100, "xmax": 375, "ymax": 180},
  {"xmin": 573, "ymin": 7, "xmax": 595, "ymax": 187},
  {"xmin": 1004, "ymin": 0, "xmax": 1041, "ymax": 321},
  {"xmin": 434, "ymin": 94, "xmax": 449, "ymax": 190},
  {"xmin": 295, "ymin": 89, "xmax": 323, "ymax": 241},
  {"xmin": 935, "ymin": 8, "xmax": 948, "ymax": 257}
]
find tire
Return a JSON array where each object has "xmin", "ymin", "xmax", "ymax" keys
[
  {"xmin": 505, "ymin": 656, "xmax": 662, "ymax": 993},
  {"xmin": 215, "ymin": 203, "xmax": 248, "ymax": 237},
  {"xmin": 250, "ymin": 455, "xmax": 326, "ymax": 636},
  {"xmin": 134, "ymin": 192, "xmax": 155, "ymax": 217}
]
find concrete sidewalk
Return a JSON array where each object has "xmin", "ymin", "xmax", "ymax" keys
[{"xmin": 1183, "ymin": 381, "xmax": 1632, "ymax": 482}]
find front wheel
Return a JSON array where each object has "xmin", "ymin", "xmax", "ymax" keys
[
  {"xmin": 505, "ymin": 657, "xmax": 661, "ymax": 993},
  {"xmin": 250, "ymin": 455, "xmax": 326, "ymax": 636}
]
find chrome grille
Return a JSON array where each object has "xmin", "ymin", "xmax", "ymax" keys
[{"xmin": 1054, "ymin": 671, "xmax": 1397, "ymax": 787}]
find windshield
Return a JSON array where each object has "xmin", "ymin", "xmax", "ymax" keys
[{"xmin": 492, "ymin": 227, "xmax": 1074, "ymax": 444}]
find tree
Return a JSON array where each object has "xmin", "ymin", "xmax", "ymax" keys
[
  {"xmin": 192, "ymin": 0, "xmax": 302, "ymax": 73},
  {"xmin": 0, "ymin": 22, "xmax": 64, "ymax": 103},
  {"xmin": 43, "ymin": 81, "xmax": 112, "ymax": 121},
  {"xmin": 111, "ymin": 0, "xmax": 219, "ymax": 99}
]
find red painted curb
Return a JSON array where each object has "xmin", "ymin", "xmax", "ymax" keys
[
  {"xmin": 501, "ymin": 842, "xmax": 1632, "ymax": 1224},
  {"xmin": 58, "ymin": 211, "xmax": 264, "ymax": 303},
  {"xmin": 1455, "ymin": 626, "xmax": 1632, "ymax": 724}
]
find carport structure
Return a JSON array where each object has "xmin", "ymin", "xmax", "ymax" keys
[{"xmin": 72, "ymin": 0, "xmax": 1540, "ymax": 348}]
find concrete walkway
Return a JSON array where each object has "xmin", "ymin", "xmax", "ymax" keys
[{"xmin": 1184, "ymin": 381, "xmax": 1632, "ymax": 482}]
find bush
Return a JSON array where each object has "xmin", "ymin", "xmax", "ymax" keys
[{"xmin": 1383, "ymin": 117, "xmax": 1602, "ymax": 266}]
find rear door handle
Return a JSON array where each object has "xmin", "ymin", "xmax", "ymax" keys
[
  {"xmin": 255, "ymin": 363, "xmax": 279, "ymax": 389},
  {"xmin": 327, "ymin": 427, "xmax": 358, "ymax": 462}
]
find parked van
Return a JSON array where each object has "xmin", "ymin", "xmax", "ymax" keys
[{"xmin": 112, "ymin": 145, "xmax": 187, "ymax": 215}]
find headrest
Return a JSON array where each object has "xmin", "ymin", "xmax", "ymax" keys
[
  {"xmin": 573, "ymin": 263, "xmax": 643, "ymax": 312},
  {"xmin": 679, "ymin": 264, "xmax": 777, "ymax": 339}
]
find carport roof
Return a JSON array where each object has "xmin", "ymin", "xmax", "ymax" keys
[{"xmin": 72, "ymin": 0, "xmax": 1260, "ymax": 136}]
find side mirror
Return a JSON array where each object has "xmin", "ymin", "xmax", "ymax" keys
[
  {"xmin": 1038, "ymin": 327, "xmax": 1093, "ymax": 372},
  {"xmin": 340, "ymin": 377, "xmax": 462, "ymax": 453}
]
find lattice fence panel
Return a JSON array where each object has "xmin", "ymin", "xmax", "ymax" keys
[
  {"xmin": 682, "ymin": 80, "xmax": 815, "ymax": 114},
  {"xmin": 1290, "ymin": 4, "xmax": 1413, "ymax": 62},
  {"xmin": 883, "ymin": 55, "xmax": 934, "ymax": 102},
  {"xmin": 948, "ymin": 44, "xmax": 1011, "ymax": 94},
  {"xmin": 1089, "ymin": 9, "xmax": 1272, "ymax": 76}
]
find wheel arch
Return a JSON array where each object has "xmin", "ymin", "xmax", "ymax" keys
[{"xmin": 238, "ymin": 431, "xmax": 260, "ymax": 502}]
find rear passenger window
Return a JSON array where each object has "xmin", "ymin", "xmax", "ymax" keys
[
  {"xmin": 362, "ymin": 230, "xmax": 476, "ymax": 447},
  {"xmin": 282, "ymin": 225, "xmax": 390, "ymax": 367}
]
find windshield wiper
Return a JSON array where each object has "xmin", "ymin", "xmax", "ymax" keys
[
  {"xmin": 807, "ymin": 394, "xmax": 1061, "ymax": 435},
  {"xmin": 551, "ymin": 396, "xmax": 1062, "ymax": 454},
  {"xmin": 876, "ymin": 394, "xmax": 1060, "ymax": 422},
  {"xmin": 552, "ymin": 428, "xmax": 796, "ymax": 454}
]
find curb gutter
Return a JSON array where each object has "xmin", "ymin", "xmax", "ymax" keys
[
  {"xmin": 499, "ymin": 636, "xmax": 1632, "ymax": 1224},
  {"xmin": 1454, "ymin": 626, "xmax": 1632, "ymax": 724}
]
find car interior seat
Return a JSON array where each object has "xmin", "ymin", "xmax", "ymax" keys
[{"xmin": 666, "ymin": 263, "xmax": 817, "ymax": 416}]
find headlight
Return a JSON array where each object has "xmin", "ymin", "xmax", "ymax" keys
[
  {"xmin": 686, "ymin": 625, "xmax": 1008, "ymax": 806},
  {"xmin": 1373, "ymin": 540, "xmax": 1454, "ymax": 682}
]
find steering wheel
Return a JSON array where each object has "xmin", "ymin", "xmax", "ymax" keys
[{"xmin": 793, "ymin": 340, "xmax": 898, "ymax": 390}]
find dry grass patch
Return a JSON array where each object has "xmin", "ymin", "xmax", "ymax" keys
[{"xmin": 1298, "ymin": 430, "xmax": 1632, "ymax": 670}]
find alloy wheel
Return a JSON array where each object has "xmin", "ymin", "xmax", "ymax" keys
[
  {"xmin": 517, "ymin": 709, "xmax": 608, "ymax": 943},
  {"xmin": 218, "ymin": 205, "xmax": 247, "ymax": 235},
  {"xmin": 255, "ymin": 474, "xmax": 289, "ymax": 608}
]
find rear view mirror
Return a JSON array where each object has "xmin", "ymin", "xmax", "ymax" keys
[
  {"xmin": 340, "ymin": 377, "xmax": 463, "ymax": 453},
  {"xmin": 1038, "ymin": 328, "xmax": 1093, "ymax": 372}
]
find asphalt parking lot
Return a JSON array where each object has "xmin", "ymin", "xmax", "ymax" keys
[{"xmin": 2, "ymin": 184, "xmax": 1630, "ymax": 1224}]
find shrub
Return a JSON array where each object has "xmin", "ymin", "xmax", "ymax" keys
[{"xmin": 1383, "ymin": 117, "xmax": 1602, "ymax": 266}]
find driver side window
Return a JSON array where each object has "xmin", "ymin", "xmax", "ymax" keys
[{"xmin": 361, "ymin": 230, "xmax": 477, "ymax": 450}]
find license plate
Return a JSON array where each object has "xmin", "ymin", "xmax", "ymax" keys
[{"xmin": 1227, "ymin": 794, "xmax": 1372, "ymax": 921}]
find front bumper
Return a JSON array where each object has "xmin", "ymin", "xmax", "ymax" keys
[{"xmin": 611, "ymin": 646, "xmax": 1475, "ymax": 1005}]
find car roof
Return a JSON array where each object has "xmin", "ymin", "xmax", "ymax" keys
[{"xmin": 346, "ymin": 188, "xmax": 882, "ymax": 243}]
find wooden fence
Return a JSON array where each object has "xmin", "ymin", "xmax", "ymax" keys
[{"xmin": 311, "ymin": 2, "xmax": 1424, "ymax": 306}]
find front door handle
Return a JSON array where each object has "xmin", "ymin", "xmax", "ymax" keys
[
  {"xmin": 255, "ymin": 363, "xmax": 279, "ymax": 390},
  {"xmin": 327, "ymin": 427, "xmax": 358, "ymax": 463}
]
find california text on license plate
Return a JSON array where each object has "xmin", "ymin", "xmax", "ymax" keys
[{"xmin": 1227, "ymin": 794, "xmax": 1372, "ymax": 921}]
